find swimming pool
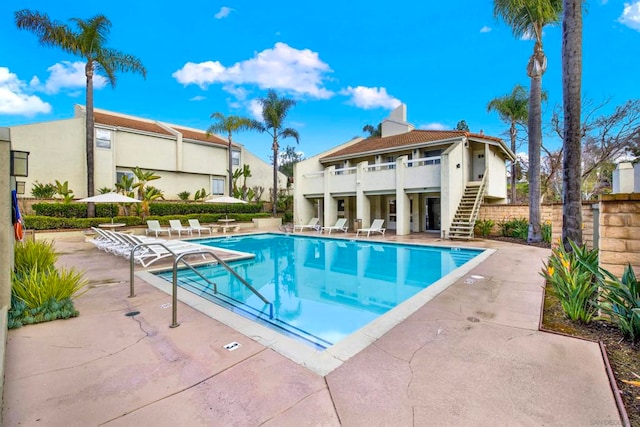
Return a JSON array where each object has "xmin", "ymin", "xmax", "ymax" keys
[{"xmin": 155, "ymin": 233, "xmax": 484, "ymax": 350}]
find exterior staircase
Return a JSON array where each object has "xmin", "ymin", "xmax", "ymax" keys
[{"xmin": 448, "ymin": 173, "xmax": 487, "ymax": 240}]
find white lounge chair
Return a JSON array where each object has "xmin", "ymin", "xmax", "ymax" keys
[
  {"xmin": 294, "ymin": 217, "xmax": 320, "ymax": 232},
  {"xmin": 133, "ymin": 241, "xmax": 207, "ymax": 267},
  {"xmin": 356, "ymin": 219, "xmax": 386, "ymax": 237},
  {"xmin": 146, "ymin": 220, "xmax": 171, "ymax": 237},
  {"xmin": 188, "ymin": 219, "xmax": 213, "ymax": 236},
  {"xmin": 169, "ymin": 220, "xmax": 192, "ymax": 237},
  {"xmin": 321, "ymin": 218, "xmax": 348, "ymax": 234}
]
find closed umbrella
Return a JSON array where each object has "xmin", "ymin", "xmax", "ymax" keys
[
  {"xmin": 205, "ymin": 196, "xmax": 247, "ymax": 220},
  {"xmin": 78, "ymin": 193, "xmax": 141, "ymax": 223}
]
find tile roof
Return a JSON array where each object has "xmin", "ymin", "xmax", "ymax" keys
[
  {"xmin": 94, "ymin": 111, "xmax": 173, "ymax": 136},
  {"xmin": 94, "ymin": 111, "xmax": 230, "ymax": 147},
  {"xmin": 321, "ymin": 130, "xmax": 503, "ymax": 161}
]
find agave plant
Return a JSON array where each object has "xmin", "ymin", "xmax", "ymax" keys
[{"xmin": 597, "ymin": 264, "xmax": 640, "ymax": 343}]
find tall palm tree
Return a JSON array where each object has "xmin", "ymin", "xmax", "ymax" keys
[
  {"xmin": 206, "ymin": 113, "xmax": 262, "ymax": 197},
  {"xmin": 494, "ymin": 0, "xmax": 562, "ymax": 242},
  {"xmin": 487, "ymin": 84, "xmax": 530, "ymax": 204},
  {"xmin": 257, "ymin": 90, "xmax": 300, "ymax": 216},
  {"xmin": 561, "ymin": 0, "xmax": 583, "ymax": 248},
  {"xmin": 15, "ymin": 10, "xmax": 146, "ymax": 217}
]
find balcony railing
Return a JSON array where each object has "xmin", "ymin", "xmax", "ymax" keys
[{"xmin": 301, "ymin": 157, "xmax": 442, "ymax": 197}]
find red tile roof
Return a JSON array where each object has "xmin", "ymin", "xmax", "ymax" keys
[
  {"xmin": 94, "ymin": 111, "xmax": 231, "ymax": 147},
  {"xmin": 321, "ymin": 130, "xmax": 503, "ymax": 161}
]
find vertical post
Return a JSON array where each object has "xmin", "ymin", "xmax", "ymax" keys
[{"xmin": 171, "ymin": 257, "xmax": 180, "ymax": 328}]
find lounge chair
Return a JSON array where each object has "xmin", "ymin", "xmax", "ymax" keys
[
  {"xmin": 146, "ymin": 220, "xmax": 171, "ymax": 237},
  {"xmin": 321, "ymin": 218, "xmax": 348, "ymax": 234},
  {"xmin": 169, "ymin": 220, "xmax": 192, "ymax": 237},
  {"xmin": 356, "ymin": 219, "xmax": 386, "ymax": 237},
  {"xmin": 188, "ymin": 219, "xmax": 214, "ymax": 236},
  {"xmin": 133, "ymin": 241, "xmax": 208, "ymax": 267},
  {"xmin": 294, "ymin": 217, "xmax": 320, "ymax": 232}
]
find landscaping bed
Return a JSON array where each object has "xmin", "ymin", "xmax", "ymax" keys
[{"xmin": 542, "ymin": 291, "xmax": 639, "ymax": 426}]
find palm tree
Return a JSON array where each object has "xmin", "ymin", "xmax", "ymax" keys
[
  {"xmin": 362, "ymin": 123, "xmax": 382, "ymax": 138},
  {"xmin": 561, "ymin": 0, "xmax": 583, "ymax": 248},
  {"xmin": 487, "ymin": 84, "xmax": 530, "ymax": 204},
  {"xmin": 257, "ymin": 90, "xmax": 300, "ymax": 216},
  {"xmin": 15, "ymin": 10, "xmax": 146, "ymax": 218},
  {"xmin": 206, "ymin": 113, "xmax": 262, "ymax": 197},
  {"xmin": 493, "ymin": 0, "xmax": 562, "ymax": 242},
  {"xmin": 131, "ymin": 167, "xmax": 160, "ymax": 218}
]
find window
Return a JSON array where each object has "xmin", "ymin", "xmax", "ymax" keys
[
  {"xmin": 232, "ymin": 150, "xmax": 241, "ymax": 166},
  {"xmin": 116, "ymin": 170, "xmax": 134, "ymax": 186},
  {"xmin": 386, "ymin": 156, "xmax": 395, "ymax": 169},
  {"xmin": 423, "ymin": 149, "xmax": 442, "ymax": 165},
  {"xmin": 96, "ymin": 129, "xmax": 112, "ymax": 149},
  {"xmin": 212, "ymin": 178, "xmax": 224, "ymax": 195}
]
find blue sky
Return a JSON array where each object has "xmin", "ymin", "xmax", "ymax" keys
[{"xmin": 1, "ymin": 0, "xmax": 639, "ymax": 162}]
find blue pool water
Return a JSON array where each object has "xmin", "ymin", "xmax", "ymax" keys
[{"xmin": 156, "ymin": 233, "xmax": 482, "ymax": 349}]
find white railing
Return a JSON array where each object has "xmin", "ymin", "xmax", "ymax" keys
[
  {"xmin": 332, "ymin": 166, "xmax": 357, "ymax": 175},
  {"xmin": 404, "ymin": 156, "xmax": 441, "ymax": 167},
  {"xmin": 363, "ymin": 162, "xmax": 396, "ymax": 172}
]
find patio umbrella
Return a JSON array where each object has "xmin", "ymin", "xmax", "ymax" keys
[
  {"xmin": 205, "ymin": 195, "xmax": 247, "ymax": 220},
  {"xmin": 78, "ymin": 193, "xmax": 141, "ymax": 223}
]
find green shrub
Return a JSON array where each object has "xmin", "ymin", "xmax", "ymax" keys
[
  {"xmin": 31, "ymin": 181, "xmax": 57, "ymax": 199},
  {"xmin": 597, "ymin": 264, "xmax": 640, "ymax": 343},
  {"xmin": 541, "ymin": 221, "xmax": 552, "ymax": 243},
  {"xmin": 474, "ymin": 219, "xmax": 495, "ymax": 237},
  {"xmin": 497, "ymin": 217, "xmax": 528, "ymax": 239},
  {"xmin": 12, "ymin": 266, "xmax": 88, "ymax": 309},
  {"xmin": 149, "ymin": 202, "xmax": 262, "ymax": 216},
  {"xmin": 8, "ymin": 295, "xmax": 79, "ymax": 329},
  {"xmin": 14, "ymin": 240, "xmax": 58, "ymax": 275},
  {"xmin": 541, "ymin": 239, "xmax": 599, "ymax": 323},
  {"xmin": 177, "ymin": 191, "xmax": 191, "ymax": 201},
  {"xmin": 32, "ymin": 203, "xmax": 116, "ymax": 218}
]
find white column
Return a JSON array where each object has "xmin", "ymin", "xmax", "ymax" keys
[
  {"xmin": 395, "ymin": 156, "xmax": 411, "ymax": 235},
  {"xmin": 356, "ymin": 161, "xmax": 371, "ymax": 227},
  {"xmin": 324, "ymin": 166, "xmax": 337, "ymax": 227}
]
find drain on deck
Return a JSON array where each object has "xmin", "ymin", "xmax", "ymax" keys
[
  {"xmin": 224, "ymin": 342, "xmax": 241, "ymax": 351},
  {"xmin": 125, "ymin": 311, "xmax": 140, "ymax": 317}
]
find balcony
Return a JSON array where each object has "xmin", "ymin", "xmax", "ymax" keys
[{"xmin": 301, "ymin": 157, "xmax": 441, "ymax": 197}]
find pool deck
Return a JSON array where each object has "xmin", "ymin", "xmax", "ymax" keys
[{"xmin": 3, "ymin": 230, "xmax": 622, "ymax": 426}]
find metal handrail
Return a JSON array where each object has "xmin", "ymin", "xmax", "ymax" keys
[{"xmin": 128, "ymin": 242, "xmax": 274, "ymax": 327}]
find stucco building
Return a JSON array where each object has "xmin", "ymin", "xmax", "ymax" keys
[
  {"xmin": 294, "ymin": 105, "xmax": 516, "ymax": 238},
  {"xmin": 9, "ymin": 106, "xmax": 283, "ymax": 200}
]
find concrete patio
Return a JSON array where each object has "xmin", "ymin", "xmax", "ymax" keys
[{"xmin": 2, "ymin": 230, "xmax": 622, "ymax": 426}]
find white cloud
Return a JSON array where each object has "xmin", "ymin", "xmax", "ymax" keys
[
  {"xmin": 215, "ymin": 6, "xmax": 235, "ymax": 19},
  {"xmin": 189, "ymin": 95, "xmax": 206, "ymax": 101},
  {"xmin": 419, "ymin": 122, "xmax": 447, "ymax": 131},
  {"xmin": 30, "ymin": 61, "xmax": 107, "ymax": 94},
  {"xmin": 619, "ymin": 1, "xmax": 640, "ymax": 31},
  {"xmin": 248, "ymin": 99, "xmax": 263, "ymax": 121},
  {"xmin": 340, "ymin": 86, "xmax": 401, "ymax": 110},
  {"xmin": 172, "ymin": 42, "xmax": 333, "ymax": 99},
  {"xmin": 0, "ymin": 67, "xmax": 51, "ymax": 116},
  {"xmin": 480, "ymin": 26, "xmax": 492, "ymax": 33}
]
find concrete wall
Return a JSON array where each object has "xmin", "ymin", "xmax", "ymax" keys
[
  {"xmin": 0, "ymin": 127, "xmax": 13, "ymax": 422},
  {"xmin": 485, "ymin": 144, "xmax": 508, "ymax": 199},
  {"xmin": 10, "ymin": 118, "xmax": 86, "ymax": 196},
  {"xmin": 612, "ymin": 162, "xmax": 634, "ymax": 193},
  {"xmin": 598, "ymin": 194, "xmax": 640, "ymax": 278}
]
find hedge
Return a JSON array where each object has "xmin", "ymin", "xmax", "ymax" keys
[
  {"xmin": 31, "ymin": 201, "xmax": 263, "ymax": 218},
  {"xmin": 23, "ymin": 212, "xmax": 271, "ymax": 230}
]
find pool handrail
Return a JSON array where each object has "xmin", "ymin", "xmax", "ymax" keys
[{"xmin": 129, "ymin": 242, "xmax": 274, "ymax": 327}]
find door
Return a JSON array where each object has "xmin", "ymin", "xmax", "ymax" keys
[
  {"xmin": 472, "ymin": 150, "xmax": 486, "ymax": 181},
  {"xmin": 425, "ymin": 197, "xmax": 441, "ymax": 231}
]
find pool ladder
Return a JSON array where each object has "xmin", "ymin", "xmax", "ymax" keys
[{"xmin": 128, "ymin": 242, "xmax": 274, "ymax": 327}]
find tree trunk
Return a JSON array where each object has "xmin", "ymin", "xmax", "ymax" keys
[
  {"xmin": 510, "ymin": 120, "xmax": 517, "ymax": 204},
  {"xmin": 527, "ymin": 74, "xmax": 542, "ymax": 242},
  {"xmin": 272, "ymin": 136, "xmax": 279, "ymax": 216},
  {"xmin": 562, "ymin": 0, "xmax": 583, "ymax": 248},
  {"xmin": 228, "ymin": 134, "xmax": 233, "ymax": 197},
  {"xmin": 85, "ymin": 61, "xmax": 96, "ymax": 218}
]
